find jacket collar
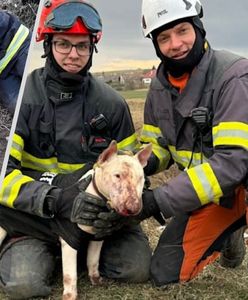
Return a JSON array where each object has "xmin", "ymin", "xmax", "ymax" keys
[{"xmin": 156, "ymin": 47, "xmax": 214, "ymax": 118}]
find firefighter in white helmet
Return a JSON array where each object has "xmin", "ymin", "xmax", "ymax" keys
[
  {"xmin": 136, "ymin": 0, "xmax": 248, "ymax": 286},
  {"xmin": 83, "ymin": 0, "xmax": 248, "ymax": 287}
]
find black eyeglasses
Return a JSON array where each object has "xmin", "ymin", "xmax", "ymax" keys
[{"xmin": 52, "ymin": 40, "xmax": 93, "ymax": 56}]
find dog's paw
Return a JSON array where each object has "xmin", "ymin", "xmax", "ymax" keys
[
  {"xmin": 62, "ymin": 292, "xmax": 77, "ymax": 300},
  {"xmin": 90, "ymin": 275, "xmax": 104, "ymax": 285}
]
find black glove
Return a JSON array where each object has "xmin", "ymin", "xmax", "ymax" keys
[
  {"xmin": 43, "ymin": 174, "xmax": 92, "ymax": 218},
  {"xmin": 91, "ymin": 190, "xmax": 166, "ymax": 239},
  {"xmin": 129, "ymin": 189, "xmax": 166, "ymax": 225},
  {"xmin": 70, "ymin": 194, "xmax": 127, "ymax": 239},
  {"xmin": 70, "ymin": 192, "xmax": 109, "ymax": 225},
  {"xmin": 25, "ymin": 163, "xmax": 94, "ymax": 188},
  {"xmin": 92, "ymin": 210, "xmax": 127, "ymax": 239}
]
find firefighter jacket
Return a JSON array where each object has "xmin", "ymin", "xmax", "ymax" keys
[
  {"xmin": 140, "ymin": 46, "xmax": 248, "ymax": 218},
  {"xmin": 0, "ymin": 12, "xmax": 31, "ymax": 113},
  {"xmin": 1, "ymin": 65, "xmax": 139, "ymax": 219}
]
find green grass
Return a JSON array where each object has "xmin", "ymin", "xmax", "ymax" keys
[{"xmin": 119, "ymin": 89, "xmax": 148, "ymax": 100}]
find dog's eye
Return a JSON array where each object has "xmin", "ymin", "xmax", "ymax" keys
[{"xmin": 114, "ymin": 174, "xmax": 121, "ymax": 179}]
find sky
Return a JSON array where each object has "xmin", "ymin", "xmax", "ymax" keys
[{"xmin": 29, "ymin": 0, "xmax": 248, "ymax": 73}]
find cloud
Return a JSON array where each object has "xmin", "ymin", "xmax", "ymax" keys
[
  {"xmin": 29, "ymin": 0, "xmax": 248, "ymax": 72},
  {"xmin": 92, "ymin": 0, "xmax": 248, "ymax": 71}
]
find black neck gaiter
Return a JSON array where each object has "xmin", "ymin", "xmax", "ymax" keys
[
  {"xmin": 153, "ymin": 27, "xmax": 205, "ymax": 77},
  {"xmin": 45, "ymin": 53, "xmax": 86, "ymax": 86}
]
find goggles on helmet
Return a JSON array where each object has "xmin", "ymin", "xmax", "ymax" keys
[{"xmin": 45, "ymin": 2, "xmax": 102, "ymax": 33}]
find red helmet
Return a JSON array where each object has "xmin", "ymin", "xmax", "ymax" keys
[{"xmin": 36, "ymin": 0, "xmax": 102, "ymax": 43}]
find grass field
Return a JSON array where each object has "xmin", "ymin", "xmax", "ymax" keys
[{"xmin": 119, "ymin": 89, "xmax": 148, "ymax": 100}]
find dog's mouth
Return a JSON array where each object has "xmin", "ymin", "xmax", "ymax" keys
[
  {"xmin": 117, "ymin": 205, "xmax": 142, "ymax": 217},
  {"xmin": 120, "ymin": 209, "xmax": 134, "ymax": 217}
]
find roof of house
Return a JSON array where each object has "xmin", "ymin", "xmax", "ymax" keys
[{"xmin": 142, "ymin": 68, "xmax": 157, "ymax": 79}]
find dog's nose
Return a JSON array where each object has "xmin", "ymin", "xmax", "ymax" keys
[
  {"xmin": 122, "ymin": 204, "xmax": 142, "ymax": 216},
  {"xmin": 126, "ymin": 208, "xmax": 136, "ymax": 215}
]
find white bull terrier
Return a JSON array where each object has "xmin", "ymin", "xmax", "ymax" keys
[{"xmin": 0, "ymin": 140, "xmax": 152, "ymax": 300}]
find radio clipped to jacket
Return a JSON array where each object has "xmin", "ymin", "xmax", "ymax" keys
[
  {"xmin": 81, "ymin": 113, "xmax": 111, "ymax": 160},
  {"xmin": 90, "ymin": 114, "xmax": 108, "ymax": 131}
]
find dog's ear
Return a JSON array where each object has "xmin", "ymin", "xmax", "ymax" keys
[
  {"xmin": 135, "ymin": 143, "xmax": 152, "ymax": 167},
  {"xmin": 97, "ymin": 140, "xmax": 118, "ymax": 164}
]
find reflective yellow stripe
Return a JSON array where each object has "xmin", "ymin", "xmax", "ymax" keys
[
  {"xmin": 117, "ymin": 133, "xmax": 139, "ymax": 151},
  {"xmin": 10, "ymin": 133, "xmax": 87, "ymax": 173},
  {"xmin": 152, "ymin": 143, "xmax": 171, "ymax": 171},
  {"xmin": 21, "ymin": 151, "xmax": 88, "ymax": 173},
  {"xmin": 141, "ymin": 124, "xmax": 170, "ymax": 171},
  {"xmin": 213, "ymin": 122, "xmax": 248, "ymax": 149},
  {"xmin": 140, "ymin": 124, "xmax": 162, "ymax": 144},
  {"xmin": 187, "ymin": 163, "xmax": 223, "ymax": 205},
  {"xmin": 10, "ymin": 133, "xmax": 24, "ymax": 161},
  {"xmin": 0, "ymin": 24, "xmax": 29, "ymax": 74},
  {"xmin": 169, "ymin": 146, "xmax": 208, "ymax": 168},
  {"xmin": 58, "ymin": 162, "xmax": 87, "ymax": 173},
  {"xmin": 0, "ymin": 170, "xmax": 33, "ymax": 207},
  {"xmin": 21, "ymin": 151, "xmax": 59, "ymax": 172},
  {"xmin": 142, "ymin": 124, "xmax": 162, "ymax": 134}
]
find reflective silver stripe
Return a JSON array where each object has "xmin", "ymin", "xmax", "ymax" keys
[
  {"xmin": 169, "ymin": 146, "xmax": 208, "ymax": 168},
  {"xmin": 0, "ymin": 24, "xmax": 29, "ymax": 74},
  {"xmin": 117, "ymin": 133, "xmax": 140, "ymax": 151},
  {"xmin": 213, "ymin": 122, "xmax": 248, "ymax": 149},
  {"xmin": 187, "ymin": 163, "xmax": 223, "ymax": 205},
  {"xmin": 1, "ymin": 170, "xmax": 33, "ymax": 207},
  {"xmin": 22, "ymin": 151, "xmax": 59, "ymax": 172},
  {"xmin": 141, "ymin": 124, "xmax": 162, "ymax": 141},
  {"xmin": 10, "ymin": 139, "xmax": 24, "ymax": 161}
]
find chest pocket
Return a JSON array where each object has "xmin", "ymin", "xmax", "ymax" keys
[
  {"xmin": 26, "ymin": 104, "xmax": 55, "ymax": 158},
  {"xmin": 38, "ymin": 120, "xmax": 55, "ymax": 156}
]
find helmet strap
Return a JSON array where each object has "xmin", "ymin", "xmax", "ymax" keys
[{"xmin": 41, "ymin": 34, "xmax": 52, "ymax": 58}]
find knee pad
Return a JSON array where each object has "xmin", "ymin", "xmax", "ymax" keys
[{"xmin": 0, "ymin": 237, "xmax": 56, "ymax": 299}]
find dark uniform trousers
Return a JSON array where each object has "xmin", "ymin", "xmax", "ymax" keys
[
  {"xmin": 0, "ymin": 206, "xmax": 151, "ymax": 299},
  {"xmin": 150, "ymin": 187, "xmax": 247, "ymax": 286}
]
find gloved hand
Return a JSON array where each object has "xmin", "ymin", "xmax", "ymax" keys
[
  {"xmin": 70, "ymin": 189, "xmax": 166, "ymax": 240},
  {"xmin": 43, "ymin": 174, "xmax": 93, "ymax": 218},
  {"xmin": 70, "ymin": 194, "xmax": 127, "ymax": 239},
  {"xmin": 92, "ymin": 210, "xmax": 127, "ymax": 239},
  {"xmin": 91, "ymin": 189, "xmax": 166, "ymax": 239},
  {"xmin": 70, "ymin": 192, "xmax": 109, "ymax": 225},
  {"xmin": 24, "ymin": 163, "xmax": 94, "ymax": 188},
  {"xmin": 43, "ymin": 163, "xmax": 94, "ymax": 188},
  {"xmin": 131, "ymin": 189, "xmax": 166, "ymax": 225}
]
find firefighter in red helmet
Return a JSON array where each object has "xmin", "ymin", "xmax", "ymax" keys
[
  {"xmin": 0, "ymin": 1, "xmax": 151, "ymax": 298},
  {"xmin": 36, "ymin": 0, "xmax": 102, "ymax": 42},
  {"xmin": 37, "ymin": 0, "xmax": 102, "ymax": 73}
]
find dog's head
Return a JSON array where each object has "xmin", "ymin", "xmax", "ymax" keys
[{"xmin": 94, "ymin": 141, "xmax": 152, "ymax": 216}]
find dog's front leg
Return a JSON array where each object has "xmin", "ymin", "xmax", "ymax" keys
[
  {"xmin": 87, "ymin": 240, "xmax": 104, "ymax": 285},
  {"xmin": 0, "ymin": 227, "xmax": 7, "ymax": 246},
  {"xmin": 60, "ymin": 238, "xmax": 78, "ymax": 300}
]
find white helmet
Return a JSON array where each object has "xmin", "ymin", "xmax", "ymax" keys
[{"xmin": 142, "ymin": 0, "xmax": 203, "ymax": 38}]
